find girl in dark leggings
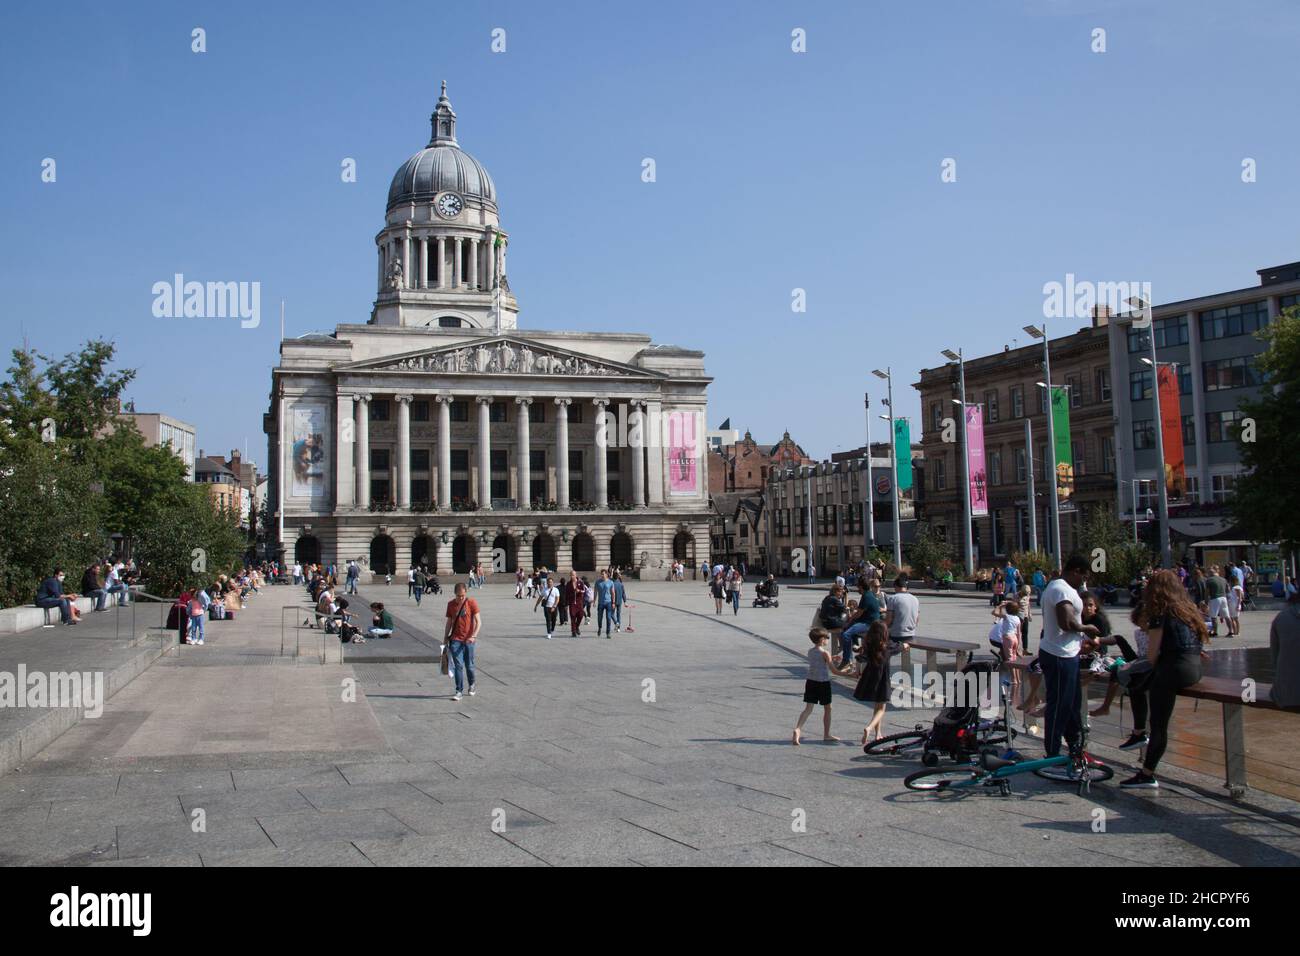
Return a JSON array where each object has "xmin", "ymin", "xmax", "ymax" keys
[{"xmin": 1117, "ymin": 569, "xmax": 1209, "ymax": 790}]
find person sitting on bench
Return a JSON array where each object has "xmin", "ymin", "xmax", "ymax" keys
[
  {"xmin": 36, "ymin": 568, "xmax": 80, "ymax": 625},
  {"xmin": 368, "ymin": 602, "xmax": 394, "ymax": 639}
]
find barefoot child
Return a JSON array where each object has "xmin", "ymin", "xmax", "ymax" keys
[
  {"xmin": 793, "ymin": 628, "xmax": 846, "ymax": 745},
  {"xmin": 853, "ymin": 621, "xmax": 909, "ymax": 744}
]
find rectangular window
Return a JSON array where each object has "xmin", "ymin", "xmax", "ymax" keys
[
  {"xmin": 449, "ymin": 449, "xmax": 469, "ymax": 472},
  {"xmin": 1179, "ymin": 364, "xmax": 1192, "ymax": 395},
  {"xmin": 528, "ymin": 403, "xmax": 545, "ymax": 423},
  {"xmin": 411, "ymin": 400, "xmax": 430, "ymax": 422},
  {"xmin": 370, "ymin": 478, "xmax": 390, "ymax": 502},
  {"xmin": 989, "ymin": 451, "xmax": 1002, "ymax": 486},
  {"xmin": 450, "ymin": 478, "xmax": 470, "ymax": 501},
  {"xmin": 529, "ymin": 450, "xmax": 545, "ymax": 472},
  {"xmin": 1200, "ymin": 301, "xmax": 1269, "ymax": 341},
  {"xmin": 1127, "ymin": 327, "xmax": 1150, "ymax": 353},
  {"xmin": 489, "ymin": 401, "xmax": 508, "ymax": 423},
  {"xmin": 1038, "ymin": 386, "xmax": 1049, "ymax": 413},
  {"xmin": 410, "ymin": 449, "xmax": 430, "ymax": 472},
  {"xmin": 568, "ymin": 449, "xmax": 582, "ymax": 472},
  {"xmin": 1154, "ymin": 315, "xmax": 1189, "ymax": 348},
  {"xmin": 606, "ymin": 448, "xmax": 620, "ymax": 470},
  {"xmin": 934, "ymin": 457, "xmax": 947, "ymax": 491},
  {"xmin": 1010, "ymin": 386, "xmax": 1024, "ymax": 419},
  {"xmin": 1206, "ymin": 409, "xmax": 1245, "ymax": 443},
  {"xmin": 1133, "ymin": 420, "xmax": 1155, "ymax": 450},
  {"xmin": 569, "ymin": 404, "xmax": 583, "ymax": 424},
  {"xmin": 1130, "ymin": 369, "xmax": 1153, "ymax": 402},
  {"xmin": 449, "ymin": 401, "xmax": 469, "ymax": 422},
  {"xmin": 411, "ymin": 479, "xmax": 430, "ymax": 504},
  {"xmin": 1101, "ymin": 436, "xmax": 1115, "ymax": 474},
  {"xmin": 369, "ymin": 399, "xmax": 390, "ymax": 422},
  {"xmin": 931, "ymin": 403, "xmax": 942, "ymax": 433},
  {"xmin": 984, "ymin": 390, "xmax": 999, "ymax": 424},
  {"xmin": 1015, "ymin": 447, "xmax": 1026, "ymax": 483},
  {"xmin": 1181, "ymin": 415, "xmax": 1196, "ymax": 447},
  {"xmin": 1071, "ymin": 440, "xmax": 1084, "ymax": 476},
  {"xmin": 490, "ymin": 478, "xmax": 509, "ymax": 499},
  {"xmin": 1096, "ymin": 368, "xmax": 1111, "ymax": 402},
  {"xmin": 1067, "ymin": 375, "xmax": 1081, "ymax": 408},
  {"xmin": 1184, "ymin": 475, "xmax": 1200, "ymax": 504},
  {"xmin": 370, "ymin": 448, "xmax": 390, "ymax": 472},
  {"xmin": 490, "ymin": 449, "xmax": 508, "ymax": 472},
  {"xmin": 1203, "ymin": 356, "xmax": 1262, "ymax": 392},
  {"xmin": 1211, "ymin": 474, "xmax": 1237, "ymax": 503},
  {"xmin": 529, "ymin": 478, "xmax": 547, "ymax": 503}
]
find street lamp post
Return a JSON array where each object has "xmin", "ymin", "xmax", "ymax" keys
[
  {"xmin": 804, "ymin": 466, "xmax": 814, "ymax": 582},
  {"xmin": 863, "ymin": 392, "xmax": 875, "ymax": 555},
  {"xmin": 1025, "ymin": 417, "xmax": 1038, "ymax": 553},
  {"xmin": 1025, "ymin": 324, "xmax": 1062, "ymax": 570},
  {"xmin": 942, "ymin": 348, "xmax": 975, "ymax": 577},
  {"xmin": 872, "ymin": 368, "xmax": 903, "ymax": 571},
  {"xmin": 1140, "ymin": 354, "xmax": 1176, "ymax": 568}
]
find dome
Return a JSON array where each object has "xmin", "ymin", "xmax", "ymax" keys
[{"xmin": 386, "ymin": 82, "xmax": 497, "ymax": 211}]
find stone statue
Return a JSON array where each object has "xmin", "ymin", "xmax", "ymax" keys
[
  {"xmin": 475, "ymin": 344, "xmax": 490, "ymax": 372},
  {"xmin": 385, "ymin": 258, "xmax": 404, "ymax": 291},
  {"xmin": 519, "ymin": 345, "xmax": 533, "ymax": 372}
]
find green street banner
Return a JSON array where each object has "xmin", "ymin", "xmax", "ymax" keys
[
  {"xmin": 1051, "ymin": 386, "xmax": 1073, "ymax": 504},
  {"xmin": 894, "ymin": 418, "xmax": 912, "ymax": 492}
]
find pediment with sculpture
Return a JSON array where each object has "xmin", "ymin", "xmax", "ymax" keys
[{"xmin": 343, "ymin": 338, "xmax": 658, "ymax": 378}]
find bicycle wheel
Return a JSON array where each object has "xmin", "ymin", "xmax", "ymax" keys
[
  {"xmin": 1033, "ymin": 755, "xmax": 1115, "ymax": 784},
  {"xmin": 904, "ymin": 766, "xmax": 984, "ymax": 791},
  {"xmin": 864, "ymin": 731, "xmax": 927, "ymax": 757}
]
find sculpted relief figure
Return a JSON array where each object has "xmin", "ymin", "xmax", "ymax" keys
[
  {"xmin": 385, "ymin": 258, "xmax": 404, "ymax": 291},
  {"xmin": 519, "ymin": 345, "xmax": 533, "ymax": 372}
]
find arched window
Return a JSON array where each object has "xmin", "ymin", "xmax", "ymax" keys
[
  {"xmin": 532, "ymin": 533, "xmax": 556, "ymax": 570},
  {"xmin": 610, "ymin": 532, "xmax": 633, "ymax": 568},
  {"xmin": 571, "ymin": 533, "xmax": 595, "ymax": 572},
  {"xmin": 369, "ymin": 535, "xmax": 396, "ymax": 575}
]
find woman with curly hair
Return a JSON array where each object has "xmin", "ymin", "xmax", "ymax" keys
[{"xmin": 1118, "ymin": 569, "xmax": 1210, "ymax": 790}]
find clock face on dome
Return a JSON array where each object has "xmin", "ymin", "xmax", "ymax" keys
[{"xmin": 436, "ymin": 193, "xmax": 463, "ymax": 219}]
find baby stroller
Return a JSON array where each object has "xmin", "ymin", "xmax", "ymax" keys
[
  {"xmin": 863, "ymin": 660, "xmax": 1008, "ymax": 765},
  {"xmin": 425, "ymin": 576, "xmax": 442, "ymax": 596},
  {"xmin": 752, "ymin": 579, "xmax": 780, "ymax": 608}
]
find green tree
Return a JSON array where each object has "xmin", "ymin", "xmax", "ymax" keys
[
  {"xmin": 1077, "ymin": 505, "xmax": 1153, "ymax": 586},
  {"xmin": 1232, "ymin": 306, "xmax": 1300, "ymax": 554},
  {"xmin": 132, "ymin": 485, "xmax": 245, "ymax": 596},
  {"xmin": 904, "ymin": 522, "xmax": 953, "ymax": 577},
  {"xmin": 94, "ymin": 424, "xmax": 192, "ymax": 551}
]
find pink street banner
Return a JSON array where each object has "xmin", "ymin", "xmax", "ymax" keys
[{"xmin": 966, "ymin": 405, "xmax": 988, "ymax": 518}]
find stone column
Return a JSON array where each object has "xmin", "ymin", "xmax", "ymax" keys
[
  {"xmin": 402, "ymin": 232, "xmax": 411, "ymax": 289},
  {"xmin": 395, "ymin": 394, "xmax": 412, "ymax": 509},
  {"xmin": 593, "ymin": 399, "xmax": 609, "ymax": 508},
  {"xmin": 377, "ymin": 245, "xmax": 384, "ymax": 291},
  {"xmin": 555, "ymin": 398, "xmax": 571, "ymax": 509},
  {"xmin": 516, "ymin": 398, "xmax": 532, "ymax": 509},
  {"xmin": 436, "ymin": 237, "xmax": 446, "ymax": 289},
  {"xmin": 454, "ymin": 237, "xmax": 463, "ymax": 288},
  {"xmin": 477, "ymin": 397, "xmax": 493, "ymax": 510},
  {"xmin": 469, "ymin": 239, "xmax": 480, "ymax": 289},
  {"xmin": 435, "ymin": 395, "xmax": 452, "ymax": 509},
  {"xmin": 485, "ymin": 234, "xmax": 496, "ymax": 290},
  {"xmin": 646, "ymin": 399, "xmax": 665, "ymax": 505},
  {"xmin": 419, "ymin": 238, "xmax": 429, "ymax": 289},
  {"xmin": 335, "ymin": 392, "xmax": 354, "ymax": 509},
  {"xmin": 630, "ymin": 402, "xmax": 646, "ymax": 507},
  {"xmin": 354, "ymin": 394, "xmax": 371, "ymax": 509}
]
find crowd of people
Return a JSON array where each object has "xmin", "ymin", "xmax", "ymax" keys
[
  {"xmin": 530, "ymin": 567, "xmax": 628, "ymax": 639},
  {"xmin": 34, "ymin": 557, "xmax": 140, "ymax": 625}
]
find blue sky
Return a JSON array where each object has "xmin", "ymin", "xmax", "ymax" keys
[{"xmin": 2, "ymin": 0, "xmax": 1297, "ymax": 466}]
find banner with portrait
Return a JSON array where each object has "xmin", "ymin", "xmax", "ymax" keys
[
  {"xmin": 291, "ymin": 403, "xmax": 328, "ymax": 498},
  {"xmin": 667, "ymin": 410, "xmax": 700, "ymax": 496},
  {"xmin": 966, "ymin": 405, "xmax": 988, "ymax": 517}
]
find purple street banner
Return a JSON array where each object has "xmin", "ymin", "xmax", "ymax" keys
[{"xmin": 966, "ymin": 405, "xmax": 988, "ymax": 517}]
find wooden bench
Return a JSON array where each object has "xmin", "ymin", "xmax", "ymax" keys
[
  {"xmin": 900, "ymin": 637, "xmax": 980, "ymax": 673},
  {"xmin": 1178, "ymin": 675, "xmax": 1296, "ymax": 799}
]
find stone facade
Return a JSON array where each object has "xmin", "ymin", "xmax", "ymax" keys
[{"xmin": 264, "ymin": 86, "xmax": 710, "ymax": 579}]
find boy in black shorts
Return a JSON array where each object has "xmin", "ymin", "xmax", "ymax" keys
[{"xmin": 793, "ymin": 627, "xmax": 846, "ymax": 744}]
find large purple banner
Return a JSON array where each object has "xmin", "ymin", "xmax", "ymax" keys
[{"xmin": 966, "ymin": 405, "xmax": 988, "ymax": 518}]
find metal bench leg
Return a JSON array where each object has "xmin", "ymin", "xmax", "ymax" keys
[
  {"xmin": 956, "ymin": 651, "xmax": 969, "ymax": 670},
  {"xmin": 1222, "ymin": 701, "xmax": 1247, "ymax": 799},
  {"xmin": 925, "ymin": 650, "xmax": 938, "ymax": 673}
]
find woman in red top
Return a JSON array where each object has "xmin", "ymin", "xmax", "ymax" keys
[{"xmin": 567, "ymin": 571, "xmax": 588, "ymax": 637}]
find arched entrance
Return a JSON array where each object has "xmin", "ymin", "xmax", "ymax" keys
[
  {"xmin": 610, "ymin": 531, "xmax": 633, "ymax": 569},
  {"xmin": 492, "ymin": 534, "xmax": 517, "ymax": 573},
  {"xmin": 532, "ymin": 533, "xmax": 556, "ymax": 570},
  {"xmin": 294, "ymin": 535, "xmax": 320, "ymax": 565},
  {"xmin": 571, "ymin": 532, "xmax": 595, "ymax": 572},
  {"xmin": 412, "ymin": 534, "xmax": 436, "ymax": 573},
  {"xmin": 369, "ymin": 534, "xmax": 396, "ymax": 575},
  {"xmin": 673, "ymin": 531, "xmax": 694, "ymax": 563},
  {"xmin": 452, "ymin": 533, "xmax": 478, "ymax": 574}
]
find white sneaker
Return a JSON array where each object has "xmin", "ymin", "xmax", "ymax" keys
[
  {"xmin": 452, "ymin": 692, "xmax": 462, "ymax": 702},
  {"xmin": 469, "ymin": 686, "xmax": 476, "ymax": 696},
  {"xmin": 196, "ymin": 639, "xmax": 204, "ymax": 645},
  {"xmin": 546, "ymin": 633, "xmax": 553, "ymax": 639}
]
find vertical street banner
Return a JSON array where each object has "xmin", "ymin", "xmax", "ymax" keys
[
  {"xmin": 666, "ymin": 410, "xmax": 699, "ymax": 496},
  {"xmin": 291, "ymin": 403, "xmax": 328, "ymax": 498},
  {"xmin": 1157, "ymin": 364, "xmax": 1186, "ymax": 498},
  {"xmin": 893, "ymin": 418, "xmax": 912, "ymax": 492},
  {"xmin": 966, "ymin": 405, "xmax": 988, "ymax": 517},
  {"xmin": 1050, "ymin": 386, "xmax": 1073, "ymax": 505}
]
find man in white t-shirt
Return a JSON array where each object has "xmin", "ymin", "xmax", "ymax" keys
[{"xmin": 1038, "ymin": 555, "xmax": 1100, "ymax": 758}]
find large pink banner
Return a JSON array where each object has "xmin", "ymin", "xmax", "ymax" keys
[
  {"xmin": 966, "ymin": 405, "xmax": 988, "ymax": 517},
  {"xmin": 667, "ymin": 411, "xmax": 699, "ymax": 496}
]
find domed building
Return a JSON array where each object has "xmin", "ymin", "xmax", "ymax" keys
[{"xmin": 265, "ymin": 85, "xmax": 710, "ymax": 579}]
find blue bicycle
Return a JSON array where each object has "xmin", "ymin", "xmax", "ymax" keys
[{"xmin": 903, "ymin": 738, "xmax": 1113, "ymax": 797}]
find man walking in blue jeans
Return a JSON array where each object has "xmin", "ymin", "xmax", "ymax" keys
[
  {"xmin": 444, "ymin": 582, "xmax": 481, "ymax": 702},
  {"xmin": 1038, "ymin": 554, "xmax": 1100, "ymax": 758},
  {"xmin": 594, "ymin": 569, "xmax": 616, "ymax": 638}
]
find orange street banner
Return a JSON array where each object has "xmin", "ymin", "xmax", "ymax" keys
[{"xmin": 1157, "ymin": 364, "xmax": 1186, "ymax": 499}]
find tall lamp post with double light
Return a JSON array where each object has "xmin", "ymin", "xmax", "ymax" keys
[
  {"xmin": 872, "ymin": 368, "xmax": 903, "ymax": 571},
  {"xmin": 943, "ymin": 346, "xmax": 976, "ymax": 577},
  {"xmin": 1024, "ymin": 324, "xmax": 1063, "ymax": 571},
  {"xmin": 863, "ymin": 392, "xmax": 875, "ymax": 556},
  {"xmin": 1139, "ymin": 355, "xmax": 1176, "ymax": 569}
]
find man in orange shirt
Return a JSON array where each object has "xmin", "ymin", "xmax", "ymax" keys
[{"xmin": 444, "ymin": 582, "xmax": 481, "ymax": 701}]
